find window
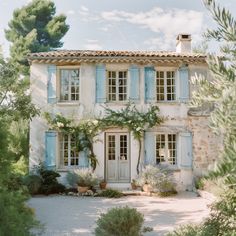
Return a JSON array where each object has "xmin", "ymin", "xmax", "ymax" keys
[
  {"xmin": 60, "ymin": 134, "xmax": 79, "ymax": 167},
  {"xmin": 107, "ymin": 70, "xmax": 128, "ymax": 102},
  {"xmin": 60, "ymin": 69, "xmax": 79, "ymax": 101},
  {"xmin": 156, "ymin": 134, "xmax": 176, "ymax": 165},
  {"xmin": 156, "ymin": 70, "xmax": 176, "ymax": 101}
]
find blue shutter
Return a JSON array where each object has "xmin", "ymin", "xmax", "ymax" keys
[
  {"xmin": 129, "ymin": 65, "xmax": 140, "ymax": 101},
  {"xmin": 179, "ymin": 132, "xmax": 193, "ymax": 169},
  {"xmin": 79, "ymin": 151, "xmax": 89, "ymax": 167},
  {"xmin": 45, "ymin": 131, "xmax": 57, "ymax": 170},
  {"xmin": 47, "ymin": 65, "xmax": 57, "ymax": 103},
  {"xmin": 96, "ymin": 64, "xmax": 106, "ymax": 103},
  {"xmin": 145, "ymin": 67, "xmax": 155, "ymax": 102},
  {"xmin": 178, "ymin": 66, "xmax": 189, "ymax": 102},
  {"xmin": 144, "ymin": 132, "xmax": 156, "ymax": 165}
]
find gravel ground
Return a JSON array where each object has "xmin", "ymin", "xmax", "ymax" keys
[{"xmin": 28, "ymin": 192, "xmax": 212, "ymax": 236}]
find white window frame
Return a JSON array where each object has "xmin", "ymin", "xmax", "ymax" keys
[
  {"xmin": 155, "ymin": 133, "xmax": 177, "ymax": 166},
  {"xmin": 107, "ymin": 70, "xmax": 129, "ymax": 102},
  {"xmin": 155, "ymin": 68, "xmax": 177, "ymax": 102},
  {"xmin": 59, "ymin": 133, "xmax": 80, "ymax": 168},
  {"xmin": 57, "ymin": 66, "xmax": 80, "ymax": 103}
]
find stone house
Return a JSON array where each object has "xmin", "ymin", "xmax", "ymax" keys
[{"xmin": 28, "ymin": 34, "xmax": 220, "ymax": 191}]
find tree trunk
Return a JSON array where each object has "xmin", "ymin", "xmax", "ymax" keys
[{"xmin": 136, "ymin": 138, "xmax": 142, "ymax": 175}]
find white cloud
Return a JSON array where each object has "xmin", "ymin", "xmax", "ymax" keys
[
  {"xmin": 84, "ymin": 40, "xmax": 102, "ymax": 50},
  {"xmin": 100, "ymin": 7, "xmax": 204, "ymax": 50},
  {"xmin": 81, "ymin": 6, "xmax": 89, "ymax": 12},
  {"xmin": 101, "ymin": 8, "xmax": 203, "ymax": 34},
  {"xmin": 66, "ymin": 10, "xmax": 75, "ymax": 15}
]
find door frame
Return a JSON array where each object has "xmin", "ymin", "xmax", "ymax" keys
[{"xmin": 104, "ymin": 130, "xmax": 131, "ymax": 183}]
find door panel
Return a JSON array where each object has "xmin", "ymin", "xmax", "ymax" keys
[{"xmin": 106, "ymin": 133, "xmax": 130, "ymax": 182}]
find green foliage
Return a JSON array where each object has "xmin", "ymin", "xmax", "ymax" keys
[
  {"xmin": 98, "ymin": 188, "xmax": 124, "ymax": 198},
  {"xmin": 66, "ymin": 168, "xmax": 98, "ymax": 188},
  {"xmin": 166, "ymin": 224, "xmax": 201, "ymax": 236},
  {"xmin": 5, "ymin": 0, "xmax": 69, "ymax": 75},
  {"xmin": 0, "ymin": 58, "xmax": 39, "ymax": 120},
  {"xmin": 39, "ymin": 168, "xmax": 65, "ymax": 195},
  {"xmin": 45, "ymin": 104, "xmax": 163, "ymax": 173},
  {"xmin": 137, "ymin": 165, "xmax": 176, "ymax": 194},
  {"xmin": 95, "ymin": 206, "xmax": 152, "ymax": 236},
  {"xmin": 201, "ymin": 190, "xmax": 236, "ymax": 235},
  {"xmin": 195, "ymin": 177, "xmax": 205, "ymax": 190},
  {"xmin": 23, "ymin": 175, "xmax": 42, "ymax": 195},
  {"xmin": 45, "ymin": 112, "xmax": 100, "ymax": 170},
  {"xmin": 167, "ymin": 190, "xmax": 236, "ymax": 236},
  {"xmin": 0, "ymin": 187, "xmax": 41, "ymax": 236},
  {"xmin": 191, "ymin": 0, "xmax": 236, "ymax": 188}
]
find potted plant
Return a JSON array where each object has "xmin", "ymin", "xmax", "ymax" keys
[
  {"xmin": 99, "ymin": 179, "xmax": 107, "ymax": 190},
  {"xmin": 131, "ymin": 179, "xmax": 138, "ymax": 190},
  {"xmin": 66, "ymin": 169, "xmax": 98, "ymax": 193},
  {"xmin": 136, "ymin": 165, "xmax": 176, "ymax": 194}
]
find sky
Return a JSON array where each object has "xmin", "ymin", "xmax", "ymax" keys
[{"xmin": 1, "ymin": 0, "xmax": 236, "ymax": 57}]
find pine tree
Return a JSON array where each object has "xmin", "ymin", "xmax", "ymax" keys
[
  {"xmin": 5, "ymin": 0, "xmax": 69, "ymax": 75},
  {"xmin": 192, "ymin": 0, "xmax": 236, "ymax": 188}
]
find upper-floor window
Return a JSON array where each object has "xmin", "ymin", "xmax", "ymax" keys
[
  {"xmin": 156, "ymin": 70, "xmax": 176, "ymax": 101},
  {"xmin": 107, "ymin": 70, "xmax": 128, "ymax": 102},
  {"xmin": 60, "ymin": 134, "xmax": 79, "ymax": 167},
  {"xmin": 156, "ymin": 133, "xmax": 176, "ymax": 165},
  {"xmin": 60, "ymin": 69, "xmax": 80, "ymax": 102}
]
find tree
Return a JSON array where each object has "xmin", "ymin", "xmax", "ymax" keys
[
  {"xmin": 192, "ymin": 0, "xmax": 236, "ymax": 188},
  {"xmin": 0, "ymin": 54, "xmax": 41, "ymax": 235},
  {"xmin": 5, "ymin": 0, "xmax": 69, "ymax": 75}
]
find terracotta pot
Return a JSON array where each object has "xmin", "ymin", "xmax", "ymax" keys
[
  {"xmin": 99, "ymin": 182, "xmax": 107, "ymax": 190},
  {"xmin": 131, "ymin": 182, "xmax": 137, "ymax": 190},
  {"xmin": 77, "ymin": 186, "xmax": 89, "ymax": 193},
  {"xmin": 142, "ymin": 184, "xmax": 153, "ymax": 193}
]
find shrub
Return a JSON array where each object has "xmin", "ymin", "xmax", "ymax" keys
[
  {"xmin": 167, "ymin": 190, "xmax": 236, "ymax": 236},
  {"xmin": 98, "ymin": 188, "xmax": 124, "ymax": 198},
  {"xmin": 137, "ymin": 165, "xmax": 176, "ymax": 193},
  {"xmin": 95, "ymin": 206, "xmax": 152, "ymax": 236},
  {"xmin": 195, "ymin": 177, "xmax": 204, "ymax": 190},
  {"xmin": 0, "ymin": 187, "xmax": 42, "ymax": 236},
  {"xmin": 22, "ymin": 175, "xmax": 42, "ymax": 195},
  {"xmin": 66, "ymin": 168, "xmax": 98, "ymax": 187},
  {"xmin": 166, "ymin": 224, "xmax": 201, "ymax": 236},
  {"xmin": 39, "ymin": 169, "xmax": 65, "ymax": 195}
]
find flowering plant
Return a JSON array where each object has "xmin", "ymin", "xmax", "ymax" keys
[{"xmin": 44, "ymin": 104, "xmax": 163, "ymax": 173}]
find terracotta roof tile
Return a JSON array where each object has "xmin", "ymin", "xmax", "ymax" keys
[{"xmin": 28, "ymin": 50, "xmax": 206, "ymax": 64}]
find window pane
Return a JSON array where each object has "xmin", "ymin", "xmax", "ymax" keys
[
  {"xmin": 60, "ymin": 69, "xmax": 79, "ymax": 102},
  {"xmin": 120, "ymin": 135, "xmax": 127, "ymax": 160},
  {"xmin": 167, "ymin": 134, "xmax": 176, "ymax": 165},
  {"xmin": 156, "ymin": 134, "xmax": 176, "ymax": 165},
  {"xmin": 108, "ymin": 135, "xmax": 116, "ymax": 160}
]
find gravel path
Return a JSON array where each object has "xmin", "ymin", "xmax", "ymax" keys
[{"xmin": 28, "ymin": 192, "xmax": 212, "ymax": 236}]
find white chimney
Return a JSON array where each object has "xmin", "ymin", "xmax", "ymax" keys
[{"xmin": 176, "ymin": 34, "xmax": 192, "ymax": 53}]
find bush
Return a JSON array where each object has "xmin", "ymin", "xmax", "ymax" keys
[
  {"xmin": 167, "ymin": 190, "xmax": 236, "ymax": 236},
  {"xmin": 39, "ymin": 169, "xmax": 65, "ymax": 195},
  {"xmin": 166, "ymin": 224, "xmax": 200, "ymax": 236},
  {"xmin": 66, "ymin": 168, "xmax": 98, "ymax": 187},
  {"xmin": 95, "ymin": 206, "xmax": 152, "ymax": 236},
  {"xmin": 137, "ymin": 165, "xmax": 176, "ymax": 194},
  {"xmin": 0, "ymin": 187, "xmax": 42, "ymax": 236},
  {"xmin": 23, "ymin": 175, "xmax": 42, "ymax": 195},
  {"xmin": 98, "ymin": 188, "xmax": 124, "ymax": 198},
  {"xmin": 195, "ymin": 177, "xmax": 204, "ymax": 190}
]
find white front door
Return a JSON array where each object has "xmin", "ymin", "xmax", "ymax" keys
[{"xmin": 106, "ymin": 133, "xmax": 130, "ymax": 182}]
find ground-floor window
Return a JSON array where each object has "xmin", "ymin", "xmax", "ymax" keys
[
  {"xmin": 60, "ymin": 134, "xmax": 79, "ymax": 167},
  {"xmin": 156, "ymin": 133, "xmax": 176, "ymax": 165}
]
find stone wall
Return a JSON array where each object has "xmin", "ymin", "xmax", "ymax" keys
[{"xmin": 188, "ymin": 116, "xmax": 222, "ymax": 177}]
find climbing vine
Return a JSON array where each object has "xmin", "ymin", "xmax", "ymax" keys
[{"xmin": 44, "ymin": 104, "xmax": 163, "ymax": 174}]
